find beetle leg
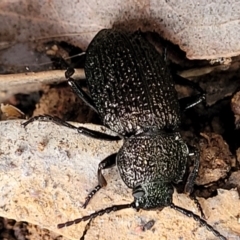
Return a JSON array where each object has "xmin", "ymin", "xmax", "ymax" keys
[
  {"xmin": 82, "ymin": 153, "xmax": 117, "ymax": 208},
  {"xmin": 185, "ymin": 147, "xmax": 199, "ymax": 194},
  {"xmin": 80, "ymin": 217, "xmax": 93, "ymax": 240},
  {"xmin": 67, "ymin": 78, "xmax": 98, "ymax": 113},
  {"xmin": 173, "ymin": 74, "xmax": 205, "ymax": 94},
  {"xmin": 64, "ymin": 67, "xmax": 98, "ymax": 112},
  {"xmin": 189, "ymin": 194, "xmax": 205, "ymax": 219},
  {"xmin": 65, "ymin": 67, "xmax": 75, "ymax": 78},
  {"xmin": 173, "ymin": 74, "xmax": 206, "ymax": 111},
  {"xmin": 184, "ymin": 147, "xmax": 205, "ymax": 218},
  {"xmin": 22, "ymin": 115, "xmax": 121, "ymax": 141},
  {"xmin": 179, "ymin": 94, "xmax": 206, "ymax": 111},
  {"xmin": 76, "ymin": 125, "xmax": 121, "ymax": 141}
]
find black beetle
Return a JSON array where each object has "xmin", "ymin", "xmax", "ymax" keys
[{"xmin": 23, "ymin": 29, "xmax": 226, "ymax": 240}]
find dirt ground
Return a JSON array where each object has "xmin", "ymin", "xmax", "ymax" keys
[{"xmin": 0, "ymin": 32, "xmax": 240, "ymax": 240}]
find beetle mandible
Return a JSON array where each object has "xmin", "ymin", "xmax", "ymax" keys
[{"xmin": 23, "ymin": 29, "xmax": 226, "ymax": 240}]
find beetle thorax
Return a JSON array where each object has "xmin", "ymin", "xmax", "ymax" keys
[{"xmin": 116, "ymin": 131, "xmax": 189, "ymax": 189}]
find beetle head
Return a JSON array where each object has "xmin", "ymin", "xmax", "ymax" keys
[{"xmin": 133, "ymin": 181, "xmax": 173, "ymax": 209}]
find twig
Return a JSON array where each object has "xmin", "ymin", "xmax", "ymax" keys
[{"xmin": 0, "ymin": 68, "xmax": 85, "ymax": 90}]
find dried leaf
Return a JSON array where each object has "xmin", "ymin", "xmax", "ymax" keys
[{"xmin": 0, "ymin": 0, "xmax": 240, "ymax": 60}]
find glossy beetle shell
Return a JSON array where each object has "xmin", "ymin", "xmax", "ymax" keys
[{"xmin": 85, "ymin": 29, "xmax": 181, "ymax": 136}]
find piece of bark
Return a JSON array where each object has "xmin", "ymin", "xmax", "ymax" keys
[
  {"xmin": 0, "ymin": 69, "xmax": 85, "ymax": 102},
  {"xmin": 0, "ymin": 120, "xmax": 239, "ymax": 240},
  {"xmin": 196, "ymin": 133, "xmax": 234, "ymax": 186},
  {"xmin": 1, "ymin": 0, "xmax": 240, "ymax": 60}
]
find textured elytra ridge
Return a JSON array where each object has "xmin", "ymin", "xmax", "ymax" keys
[{"xmin": 85, "ymin": 29, "xmax": 181, "ymax": 136}]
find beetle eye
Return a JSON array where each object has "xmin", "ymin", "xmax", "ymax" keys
[
  {"xmin": 133, "ymin": 186, "xmax": 145, "ymax": 198},
  {"xmin": 133, "ymin": 190, "xmax": 145, "ymax": 198}
]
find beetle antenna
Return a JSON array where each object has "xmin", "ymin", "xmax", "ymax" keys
[
  {"xmin": 170, "ymin": 203, "xmax": 227, "ymax": 240},
  {"xmin": 82, "ymin": 185, "xmax": 102, "ymax": 209},
  {"xmin": 57, "ymin": 202, "xmax": 135, "ymax": 229},
  {"xmin": 80, "ymin": 218, "xmax": 93, "ymax": 240}
]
